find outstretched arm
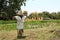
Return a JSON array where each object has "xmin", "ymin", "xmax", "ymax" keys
[
  {"xmin": 24, "ymin": 16, "xmax": 26, "ymax": 19},
  {"xmin": 12, "ymin": 16, "xmax": 16, "ymax": 20}
]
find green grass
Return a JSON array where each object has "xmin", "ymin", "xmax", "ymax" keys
[
  {"xmin": 0, "ymin": 20, "xmax": 60, "ymax": 40},
  {"xmin": 0, "ymin": 20, "xmax": 60, "ymax": 31}
]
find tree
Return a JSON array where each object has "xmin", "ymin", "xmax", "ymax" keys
[
  {"xmin": 0, "ymin": 0, "xmax": 26, "ymax": 12},
  {"xmin": 38, "ymin": 12, "xmax": 43, "ymax": 17},
  {"xmin": 56, "ymin": 12, "xmax": 60, "ymax": 19},
  {"xmin": 28, "ymin": 12, "xmax": 39, "ymax": 20},
  {"xmin": 23, "ymin": 11, "xmax": 28, "ymax": 16},
  {"xmin": 0, "ymin": 0, "xmax": 26, "ymax": 20},
  {"xmin": 50, "ymin": 12, "xmax": 57, "ymax": 19},
  {"xmin": 28, "ymin": 13, "xmax": 35, "ymax": 19},
  {"xmin": 42, "ymin": 11, "xmax": 50, "ymax": 19}
]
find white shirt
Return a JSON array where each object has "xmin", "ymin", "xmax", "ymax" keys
[{"xmin": 15, "ymin": 16, "xmax": 26, "ymax": 29}]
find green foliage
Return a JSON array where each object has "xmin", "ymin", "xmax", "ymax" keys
[
  {"xmin": 28, "ymin": 11, "xmax": 60, "ymax": 20},
  {"xmin": 23, "ymin": 11, "xmax": 28, "ymax": 16},
  {"xmin": 28, "ymin": 12, "xmax": 38, "ymax": 19},
  {"xmin": 0, "ymin": 0, "xmax": 26, "ymax": 20}
]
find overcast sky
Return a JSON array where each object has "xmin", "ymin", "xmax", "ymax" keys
[{"xmin": 21, "ymin": 0, "xmax": 60, "ymax": 14}]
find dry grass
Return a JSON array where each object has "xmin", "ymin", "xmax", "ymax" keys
[{"xmin": 0, "ymin": 27, "xmax": 60, "ymax": 40}]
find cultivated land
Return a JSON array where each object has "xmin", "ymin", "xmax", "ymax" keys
[{"xmin": 0, "ymin": 20, "xmax": 60, "ymax": 40}]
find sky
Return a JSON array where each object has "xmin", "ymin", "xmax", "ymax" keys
[{"xmin": 21, "ymin": 0, "xmax": 60, "ymax": 15}]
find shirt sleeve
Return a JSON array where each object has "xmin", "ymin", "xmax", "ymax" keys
[
  {"xmin": 14, "ymin": 16, "xmax": 18, "ymax": 20},
  {"xmin": 15, "ymin": 16, "xmax": 21, "ymax": 21},
  {"xmin": 24, "ymin": 16, "xmax": 26, "ymax": 19}
]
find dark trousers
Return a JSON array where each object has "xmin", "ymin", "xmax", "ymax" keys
[{"xmin": 17, "ymin": 29, "xmax": 23, "ymax": 37}]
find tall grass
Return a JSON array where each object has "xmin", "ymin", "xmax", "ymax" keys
[{"xmin": 0, "ymin": 20, "xmax": 60, "ymax": 31}]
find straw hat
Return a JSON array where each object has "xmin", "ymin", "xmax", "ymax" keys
[{"xmin": 17, "ymin": 10, "xmax": 23, "ymax": 15}]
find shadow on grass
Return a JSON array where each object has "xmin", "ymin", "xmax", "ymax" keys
[{"xmin": 17, "ymin": 36, "xmax": 26, "ymax": 39}]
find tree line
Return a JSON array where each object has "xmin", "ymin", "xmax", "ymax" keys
[
  {"xmin": 0, "ymin": 10, "xmax": 60, "ymax": 20},
  {"xmin": 28, "ymin": 11, "xmax": 60, "ymax": 20}
]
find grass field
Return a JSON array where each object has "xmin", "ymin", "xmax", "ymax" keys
[
  {"xmin": 0, "ymin": 20, "xmax": 60, "ymax": 30},
  {"xmin": 0, "ymin": 20, "xmax": 60, "ymax": 40}
]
